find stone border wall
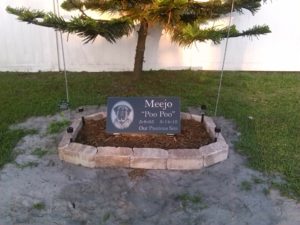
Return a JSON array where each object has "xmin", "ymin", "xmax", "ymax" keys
[{"xmin": 58, "ymin": 112, "xmax": 228, "ymax": 170}]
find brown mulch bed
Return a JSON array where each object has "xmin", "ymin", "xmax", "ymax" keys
[{"xmin": 75, "ymin": 118, "xmax": 213, "ymax": 149}]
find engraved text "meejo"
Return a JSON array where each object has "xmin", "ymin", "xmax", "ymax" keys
[{"xmin": 145, "ymin": 99, "xmax": 173, "ymax": 111}]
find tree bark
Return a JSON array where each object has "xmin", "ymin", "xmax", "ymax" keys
[{"xmin": 133, "ymin": 19, "xmax": 148, "ymax": 78}]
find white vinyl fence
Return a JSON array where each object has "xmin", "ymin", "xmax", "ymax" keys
[{"xmin": 1, "ymin": 0, "xmax": 300, "ymax": 72}]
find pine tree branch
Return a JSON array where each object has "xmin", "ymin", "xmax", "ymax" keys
[
  {"xmin": 61, "ymin": 0, "xmax": 154, "ymax": 13},
  {"xmin": 231, "ymin": 25, "xmax": 271, "ymax": 38},
  {"xmin": 172, "ymin": 24, "xmax": 271, "ymax": 46},
  {"xmin": 147, "ymin": 0, "xmax": 264, "ymax": 28},
  {"xmin": 6, "ymin": 6, "xmax": 133, "ymax": 43}
]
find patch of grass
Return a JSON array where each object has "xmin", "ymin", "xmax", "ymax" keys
[
  {"xmin": 0, "ymin": 71, "xmax": 299, "ymax": 199},
  {"xmin": 103, "ymin": 212, "xmax": 110, "ymax": 222},
  {"xmin": 252, "ymin": 176, "xmax": 264, "ymax": 184},
  {"xmin": 0, "ymin": 129, "xmax": 39, "ymax": 168},
  {"xmin": 31, "ymin": 148, "xmax": 48, "ymax": 158},
  {"xmin": 16, "ymin": 161, "xmax": 39, "ymax": 169},
  {"xmin": 32, "ymin": 202, "xmax": 45, "ymax": 210},
  {"xmin": 176, "ymin": 193, "xmax": 203, "ymax": 204},
  {"xmin": 263, "ymin": 187, "xmax": 270, "ymax": 196},
  {"xmin": 22, "ymin": 129, "xmax": 39, "ymax": 135},
  {"xmin": 47, "ymin": 120, "xmax": 70, "ymax": 134},
  {"xmin": 175, "ymin": 193, "xmax": 207, "ymax": 209},
  {"xmin": 99, "ymin": 212, "xmax": 111, "ymax": 225},
  {"xmin": 240, "ymin": 181, "xmax": 253, "ymax": 191},
  {"xmin": 220, "ymin": 72, "xmax": 300, "ymax": 200}
]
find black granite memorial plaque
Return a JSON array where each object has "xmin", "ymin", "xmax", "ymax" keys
[{"xmin": 106, "ymin": 97, "xmax": 180, "ymax": 134}]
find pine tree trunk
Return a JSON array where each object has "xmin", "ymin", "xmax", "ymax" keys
[{"xmin": 133, "ymin": 19, "xmax": 148, "ymax": 78}]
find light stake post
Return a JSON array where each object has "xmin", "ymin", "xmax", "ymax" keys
[
  {"xmin": 201, "ymin": 104, "xmax": 207, "ymax": 123},
  {"xmin": 214, "ymin": 127, "xmax": 221, "ymax": 142},
  {"xmin": 67, "ymin": 126, "xmax": 74, "ymax": 143}
]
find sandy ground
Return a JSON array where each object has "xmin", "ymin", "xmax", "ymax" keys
[{"xmin": 0, "ymin": 106, "xmax": 299, "ymax": 225}]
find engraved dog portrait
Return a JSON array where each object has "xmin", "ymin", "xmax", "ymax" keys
[{"xmin": 111, "ymin": 101, "xmax": 134, "ymax": 129}]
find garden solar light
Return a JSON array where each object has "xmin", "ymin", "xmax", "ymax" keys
[
  {"xmin": 67, "ymin": 126, "xmax": 74, "ymax": 133},
  {"xmin": 201, "ymin": 104, "xmax": 207, "ymax": 123},
  {"xmin": 214, "ymin": 127, "xmax": 221, "ymax": 142}
]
